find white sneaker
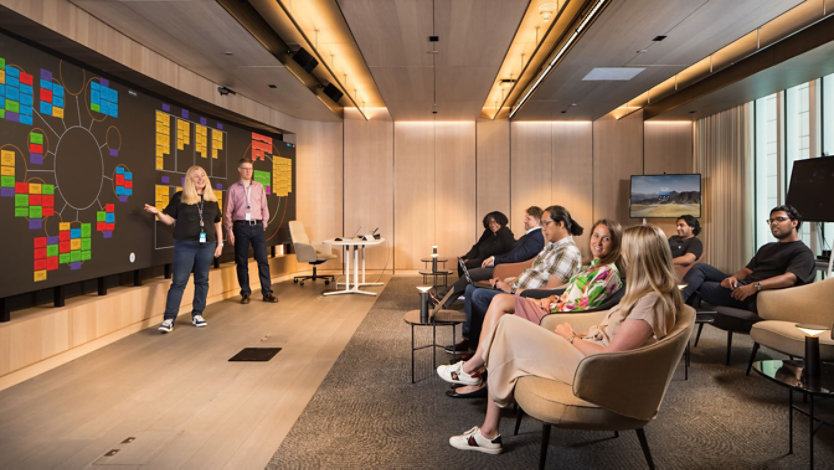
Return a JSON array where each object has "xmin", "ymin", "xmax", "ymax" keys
[
  {"xmin": 191, "ymin": 315, "xmax": 207, "ymax": 328},
  {"xmin": 437, "ymin": 361, "xmax": 482, "ymax": 386},
  {"xmin": 158, "ymin": 319, "xmax": 174, "ymax": 333},
  {"xmin": 449, "ymin": 426, "xmax": 502, "ymax": 454}
]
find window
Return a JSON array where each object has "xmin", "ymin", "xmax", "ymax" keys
[{"xmin": 754, "ymin": 93, "xmax": 781, "ymax": 249}]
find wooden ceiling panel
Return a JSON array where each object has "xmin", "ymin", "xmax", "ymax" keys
[{"xmin": 340, "ymin": 0, "xmax": 526, "ymax": 120}]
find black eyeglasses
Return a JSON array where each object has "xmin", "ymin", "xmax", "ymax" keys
[{"xmin": 766, "ymin": 216, "xmax": 790, "ymax": 224}]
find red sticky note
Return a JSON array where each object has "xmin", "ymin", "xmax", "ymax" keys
[
  {"xmin": 34, "ymin": 259, "xmax": 47, "ymax": 270},
  {"xmin": 20, "ymin": 72, "xmax": 33, "ymax": 85},
  {"xmin": 15, "ymin": 182, "xmax": 28, "ymax": 194},
  {"xmin": 47, "ymin": 257, "xmax": 59, "ymax": 270},
  {"xmin": 39, "ymin": 88, "xmax": 52, "ymax": 102},
  {"xmin": 34, "ymin": 237, "xmax": 47, "ymax": 248},
  {"xmin": 106, "ymin": 203, "xmax": 114, "ymax": 212},
  {"xmin": 34, "ymin": 247, "xmax": 46, "ymax": 259}
]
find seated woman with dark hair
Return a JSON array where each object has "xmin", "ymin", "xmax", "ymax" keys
[
  {"xmin": 439, "ymin": 219, "xmax": 624, "ymax": 397},
  {"xmin": 458, "ymin": 211, "xmax": 515, "ymax": 275},
  {"xmin": 443, "ymin": 224, "xmax": 682, "ymax": 455}
]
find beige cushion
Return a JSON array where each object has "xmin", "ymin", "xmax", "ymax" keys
[
  {"xmin": 750, "ymin": 320, "xmax": 834, "ymax": 360},
  {"xmin": 514, "ymin": 376, "xmax": 648, "ymax": 431}
]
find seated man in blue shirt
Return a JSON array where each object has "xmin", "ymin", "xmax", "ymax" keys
[
  {"xmin": 442, "ymin": 206, "xmax": 544, "ymax": 308},
  {"xmin": 682, "ymin": 205, "xmax": 816, "ymax": 312}
]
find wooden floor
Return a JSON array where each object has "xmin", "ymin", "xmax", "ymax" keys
[{"xmin": 0, "ymin": 276, "xmax": 390, "ymax": 469}]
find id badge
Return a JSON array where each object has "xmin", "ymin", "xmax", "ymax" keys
[
  {"xmin": 245, "ymin": 212, "xmax": 252, "ymax": 221},
  {"xmin": 199, "ymin": 232, "xmax": 207, "ymax": 244}
]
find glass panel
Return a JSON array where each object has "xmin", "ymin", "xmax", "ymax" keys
[
  {"xmin": 785, "ymin": 82, "xmax": 812, "ymax": 244},
  {"xmin": 822, "ymin": 74, "xmax": 834, "ymax": 260},
  {"xmin": 755, "ymin": 93, "xmax": 780, "ymax": 249}
]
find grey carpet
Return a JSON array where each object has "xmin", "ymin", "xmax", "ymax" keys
[{"xmin": 267, "ymin": 276, "xmax": 834, "ymax": 469}]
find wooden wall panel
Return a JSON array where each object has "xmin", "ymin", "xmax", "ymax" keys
[
  {"xmin": 394, "ymin": 123, "xmax": 436, "ymax": 270},
  {"xmin": 551, "ymin": 122, "xmax": 593, "ymax": 256},
  {"xmin": 295, "ymin": 120, "xmax": 343, "ymax": 246},
  {"xmin": 510, "ymin": 122, "xmax": 551, "ymax": 236},
  {"xmin": 592, "ymin": 111, "xmax": 644, "ymax": 226},
  {"xmin": 644, "ymin": 121, "xmax": 695, "ymax": 237},
  {"xmin": 344, "ymin": 117, "xmax": 394, "ymax": 270},
  {"xmin": 435, "ymin": 123, "xmax": 477, "ymax": 267},
  {"xmin": 476, "ymin": 119, "xmax": 510, "ymax": 219}
]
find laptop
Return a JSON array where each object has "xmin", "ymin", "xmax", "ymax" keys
[{"xmin": 458, "ymin": 257, "xmax": 474, "ymax": 284}]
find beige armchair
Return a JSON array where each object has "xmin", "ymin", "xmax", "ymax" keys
[
  {"xmin": 513, "ymin": 304, "xmax": 695, "ymax": 469},
  {"xmin": 289, "ymin": 221, "xmax": 337, "ymax": 286},
  {"xmin": 747, "ymin": 278, "xmax": 834, "ymax": 375}
]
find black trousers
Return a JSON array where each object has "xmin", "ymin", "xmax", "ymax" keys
[{"xmin": 233, "ymin": 222, "xmax": 273, "ymax": 296}]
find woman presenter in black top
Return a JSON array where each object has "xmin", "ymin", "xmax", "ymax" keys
[{"xmin": 144, "ymin": 165, "xmax": 223, "ymax": 333}]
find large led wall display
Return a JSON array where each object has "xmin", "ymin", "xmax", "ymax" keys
[{"xmin": 0, "ymin": 33, "xmax": 295, "ymax": 299}]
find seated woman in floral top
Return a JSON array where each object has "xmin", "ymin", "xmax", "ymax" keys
[{"xmin": 438, "ymin": 219, "xmax": 623, "ymax": 396}]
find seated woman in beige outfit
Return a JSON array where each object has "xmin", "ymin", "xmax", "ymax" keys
[
  {"xmin": 445, "ymin": 224, "xmax": 683, "ymax": 455},
  {"xmin": 439, "ymin": 219, "xmax": 624, "ymax": 398}
]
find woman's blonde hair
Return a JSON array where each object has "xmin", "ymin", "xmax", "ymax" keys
[
  {"xmin": 181, "ymin": 165, "xmax": 218, "ymax": 204},
  {"xmin": 618, "ymin": 224, "xmax": 683, "ymax": 316}
]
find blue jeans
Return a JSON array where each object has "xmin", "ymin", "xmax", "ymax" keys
[
  {"xmin": 463, "ymin": 284, "xmax": 501, "ymax": 343},
  {"xmin": 682, "ymin": 263, "xmax": 755, "ymax": 311},
  {"xmin": 164, "ymin": 239, "xmax": 216, "ymax": 322},
  {"xmin": 233, "ymin": 222, "xmax": 272, "ymax": 296}
]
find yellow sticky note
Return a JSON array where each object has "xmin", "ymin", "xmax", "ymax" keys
[
  {"xmin": 1, "ymin": 149, "xmax": 14, "ymax": 165},
  {"xmin": 1, "ymin": 166, "xmax": 13, "ymax": 176},
  {"xmin": 71, "ymin": 239, "xmax": 81, "ymax": 250},
  {"xmin": 28, "ymin": 183, "xmax": 42, "ymax": 194},
  {"xmin": 34, "ymin": 270, "xmax": 47, "ymax": 282},
  {"xmin": 156, "ymin": 157, "xmax": 164, "ymax": 169},
  {"xmin": 59, "ymin": 222, "xmax": 70, "ymax": 231},
  {"xmin": 53, "ymin": 107, "xmax": 63, "ymax": 119}
]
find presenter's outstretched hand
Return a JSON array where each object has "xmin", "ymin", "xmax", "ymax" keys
[{"xmin": 143, "ymin": 203, "xmax": 160, "ymax": 215}]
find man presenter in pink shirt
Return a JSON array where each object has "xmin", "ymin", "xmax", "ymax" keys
[{"xmin": 223, "ymin": 157, "xmax": 279, "ymax": 304}]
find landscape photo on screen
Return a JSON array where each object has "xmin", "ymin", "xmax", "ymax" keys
[{"xmin": 630, "ymin": 174, "xmax": 701, "ymax": 218}]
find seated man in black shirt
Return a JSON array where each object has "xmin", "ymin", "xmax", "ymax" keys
[
  {"xmin": 681, "ymin": 205, "xmax": 815, "ymax": 311},
  {"xmin": 669, "ymin": 214, "xmax": 703, "ymax": 280}
]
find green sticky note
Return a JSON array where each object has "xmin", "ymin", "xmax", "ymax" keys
[
  {"xmin": 70, "ymin": 251, "xmax": 81, "ymax": 262},
  {"xmin": 15, "ymin": 207, "xmax": 27, "ymax": 217},
  {"xmin": 6, "ymin": 100, "xmax": 18, "ymax": 113},
  {"xmin": 59, "ymin": 253, "xmax": 70, "ymax": 264},
  {"xmin": 47, "ymin": 245, "xmax": 58, "ymax": 257},
  {"xmin": 15, "ymin": 194, "xmax": 27, "ymax": 207},
  {"xmin": 81, "ymin": 250, "xmax": 91, "ymax": 261},
  {"xmin": 29, "ymin": 206, "xmax": 42, "ymax": 218},
  {"xmin": 0, "ymin": 57, "xmax": 5, "ymax": 68},
  {"xmin": 81, "ymin": 239, "xmax": 91, "ymax": 250},
  {"xmin": 97, "ymin": 211, "xmax": 105, "ymax": 222},
  {"xmin": 91, "ymin": 103, "xmax": 100, "ymax": 112},
  {"xmin": 81, "ymin": 224, "xmax": 91, "ymax": 237},
  {"xmin": 42, "ymin": 184, "xmax": 54, "ymax": 195},
  {"xmin": 1, "ymin": 175, "xmax": 14, "ymax": 187},
  {"xmin": 0, "ymin": 110, "xmax": 5, "ymax": 119},
  {"xmin": 30, "ymin": 133, "xmax": 43, "ymax": 144}
]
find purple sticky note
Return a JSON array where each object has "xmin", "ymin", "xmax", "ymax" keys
[
  {"xmin": 0, "ymin": 188, "xmax": 13, "ymax": 197},
  {"xmin": 41, "ymin": 69, "xmax": 53, "ymax": 81},
  {"xmin": 109, "ymin": 148, "xmax": 118, "ymax": 157},
  {"xmin": 29, "ymin": 219, "xmax": 43, "ymax": 230},
  {"xmin": 47, "ymin": 236, "xmax": 59, "ymax": 244},
  {"xmin": 119, "ymin": 196, "xmax": 128, "ymax": 202},
  {"xmin": 161, "ymin": 176, "xmax": 170, "ymax": 184},
  {"xmin": 162, "ymin": 103, "xmax": 171, "ymax": 112},
  {"xmin": 215, "ymin": 183, "xmax": 222, "ymax": 190},
  {"xmin": 70, "ymin": 262, "xmax": 81, "ymax": 270},
  {"xmin": 181, "ymin": 109, "xmax": 189, "ymax": 119},
  {"xmin": 30, "ymin": 154, "xmax": 43, "ymax": 165},
  {"xmin": 99, "ymin": 78, "xmax": 109, "ymax": 87},
  {"xmin": 216, "ymin": 123, "xmax": 223, "ymax": 130},
  {"xmin": 103, "ymin": 231, "xmax": 112, "ymax": 239},
  {"xmin": 7, "ymin": 112, "xmax": 19, "ymax": 122},
  {"xmin": 200, "ymin": 117, "xmax": 207, "ymax": 126}
]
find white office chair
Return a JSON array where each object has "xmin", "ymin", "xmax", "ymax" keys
[{"xmin": 289, "ymin": 221, "xmax": 337, "ymax": 286}]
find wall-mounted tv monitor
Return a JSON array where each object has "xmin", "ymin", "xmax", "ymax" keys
[
  {"xmin": 630, "ymin": 174, "xmax": 701, "ymax": 218},
  {"xmin": 786, "ymin": 156, "xmax": 834, "ymax": 222}
]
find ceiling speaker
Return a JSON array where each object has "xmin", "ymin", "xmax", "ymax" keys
[
  {"xmin": 291, "ymin": 47, "xmax": 318, "ymax": 73},
  {"xmin": 323, "ymin": 83, "xmax": 343, "ymax": 104}
]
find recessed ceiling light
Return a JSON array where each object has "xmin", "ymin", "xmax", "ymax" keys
[
  {"xmin": 268, "ymin": 84, "xmax": 277, "ymax": 89},
  {"xmin": 582, "ymin": 67, "xmax": 645, "ymax": 81},
  {"xmin": 224, "ymin": 51, "xmax": 233, "ymax": 55},
  {"xmin": 652, "ymin": 35, "xmax": 667, "ymax": 42}
]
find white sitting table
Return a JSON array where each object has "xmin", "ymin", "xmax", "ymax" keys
[{"xmin": 323, "ymin": 237, "xmax": 385, "ymax": 296}]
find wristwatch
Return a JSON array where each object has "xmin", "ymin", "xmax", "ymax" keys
[
  {"xmin": 754, "ymin": 282, "xmax": 762, "ymax": 292},
  {"xmin": 569, "ymin": 332, "xmax": 577, "ymax": 344}
]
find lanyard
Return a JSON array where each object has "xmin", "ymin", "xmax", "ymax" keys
[
  {"xmin": 197, "ymin": 194, "xmax": 205, "ymax": 229},
  {"xmin": 244, "ymin": 183, "xmax": 252, "ymax": 210}
]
